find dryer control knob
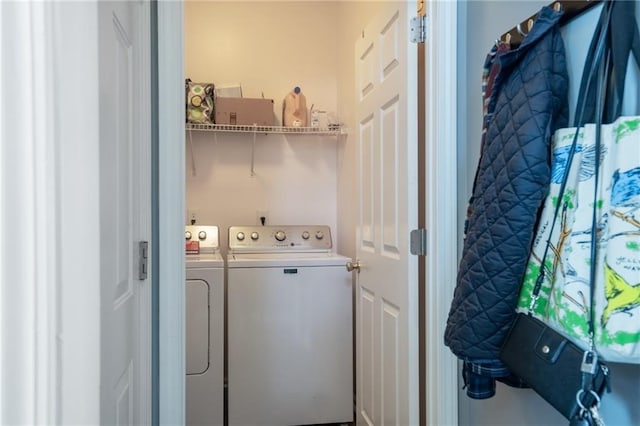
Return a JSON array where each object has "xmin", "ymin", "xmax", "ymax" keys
[
  {"xmin": 185, "ymin": 231, "xmax": 192, "ymax": 240},
  {"xmin": 198, "ymin": 231, "xmax": 207, "ymax": 240},
  {"xmin": 251, "ymin": 232, "xmax": 259, "ymax": 241},
  {"xmin": 315, "ymin": 231, "xmax": 324, "ymax": 240},
  {"xmin": 275, "ymin": 230, "xmax": 286, "ymax": 242},
  {"xmin": 236, "ymin": 232, "xmax": 245, "ymax": 241},
  {"xmin": 302, "ymin": 231, "xmax": 310, "ymax": 240}
]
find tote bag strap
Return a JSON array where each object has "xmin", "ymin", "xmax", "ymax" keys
[
  {"xmin": 607, "ymin": 0, "xmax": 640, "ymax": 120},
  {"xmin": 586, "ymin": 45, "xmax": 609, "ymax": 349},
  {"xmin": 578, "ymin": 0, "xmax": 640, "ymax": 125}
]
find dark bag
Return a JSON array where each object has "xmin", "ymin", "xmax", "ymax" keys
[{"xmin": 500, "ymin": 313, "xmax": 609, "ymax": 420}]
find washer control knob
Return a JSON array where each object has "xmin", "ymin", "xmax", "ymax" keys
[
  {"xmin": 302, "ymin": 231, "xmax": 310, "ymax": 240},
  {"xmin": 315, "ymin": 230, "xmax": 325, "ymax": 240},
  {"xmin": 185, "ymin": 231, "xmax": 192, "ymax": 240},
  {"xmin": 236, "ymin": 232, "xmax": 245, "ymax": 241},
  {"xmin": 275, "ymin": 230, "xmax": 286, "ymax": 242},
  {"xmin": 251, "ymin": 232, "xmax": 259, "ymax": 241},
  {"xmin": 198, "ymin": 231, "xmax": 207, "ymax": 240}
]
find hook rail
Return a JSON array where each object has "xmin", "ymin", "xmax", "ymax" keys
[{"xmin": 499, "ymin": 0, "xmax": 602, "ymax": 47}]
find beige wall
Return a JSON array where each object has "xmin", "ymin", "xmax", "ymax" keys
[
  {"xmin": 185, "ymin": 1, "xmax": 340, "ymax": 121},
  {"xmin": 184, "ymin": 1, "xmax": 342, "ymax": 253},
  {"xmin": 184, "ymin": 0, "xmax": 395, "ymax": 256}
]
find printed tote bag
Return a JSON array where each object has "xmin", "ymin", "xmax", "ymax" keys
[{"xmin": 516, "ymin": 0, "xmax": 640, "ymax": 363}]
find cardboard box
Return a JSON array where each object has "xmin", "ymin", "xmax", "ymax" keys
[{"xmin": 215, "ymin": 98, "xmax": 275, "ymax": 126}]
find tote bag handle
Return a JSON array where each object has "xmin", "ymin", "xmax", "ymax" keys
[{"xmin": 577, "ymin": 0, "xmax": 640, "ymax": 126}]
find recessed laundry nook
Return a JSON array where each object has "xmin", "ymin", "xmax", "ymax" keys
[{"xmin": 183, "ymin": 2, "xmax": 371, "ymax": 425}]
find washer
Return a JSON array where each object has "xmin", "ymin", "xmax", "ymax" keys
[
  {"xmin": 227, "ymin": 225, "xmax": 353, "ymax": 426},
  {"xmin": 185, "ymin": 225, "xmax": 224, "ymax": 426}
]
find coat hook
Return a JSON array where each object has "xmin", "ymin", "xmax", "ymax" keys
[
  {"xmin": 505, "ymin": 32, "xmax": 512, "ymax": 44},
  {"xmin": 517, "ymin": 23, "xmax": 528, "ymax": 37},
  {"xmin": 553, "ymin": 2, "xmax": 563, "ymax": 12},
  {"xmin": 527, "ymin": 18, "xmax": 534, "ymax": 32}
]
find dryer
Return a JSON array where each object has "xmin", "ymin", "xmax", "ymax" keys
[
  {"xmin": 185, "ymin": 225, "xmax": 224, "ymax": 426},
  {"xmin": 227, "ymin": 225, "xmax": 353, "ymax": 426}
]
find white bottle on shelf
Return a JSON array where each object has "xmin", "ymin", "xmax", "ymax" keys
[
  {"xmin": 310, "ymin": 108, "xmax": 319, "ymax": 128},
  {"xmin": 282, "ymin": 86, "xmax": 308, "ymax": 127}
]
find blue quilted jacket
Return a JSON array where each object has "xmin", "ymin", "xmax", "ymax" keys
[{"xmin": 445, "ymin": 7, "xmax": 568, "ymax": 385}]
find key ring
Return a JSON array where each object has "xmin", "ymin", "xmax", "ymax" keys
[{"xmin": 576, "ymin": 389, "xmax": 601, "ymax": 410}]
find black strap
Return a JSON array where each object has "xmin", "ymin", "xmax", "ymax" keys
[
  {"xmin": 576, "ymin": 32, "xmax": 610, "ymax": 404},
  {"xmin": 608, "ymin": 0, "xmax": 640, "ymax": 119},
  {"xmin": 578, "ymin": 0, "xmax": 640, "ymax": 126},
  {"xmin": 588, "ymin": 46, "xmax": 609, "ymax": 341},
  {"xmin": 574, "ymin": 2, "xmax": 612, "ymax": 126}
]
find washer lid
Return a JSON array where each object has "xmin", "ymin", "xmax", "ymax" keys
[{"xmin": 185, "ymin": 252, "xmax": 224, "ymax": 268}]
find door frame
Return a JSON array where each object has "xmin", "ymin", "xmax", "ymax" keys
[
  {"xmin": 156, "ymin": 1, "xmax": 186, "ymax": 425},
  {"xmin": 155, "ymin": 2, "xmax": 459, "ymax": 425},
  {"xmin": 423, "ymin": 1, "xmax": 459, "ymax": 425},
  {"xmin": 1, "ymin": 2, "xmax": 104, "ymax": 423}
]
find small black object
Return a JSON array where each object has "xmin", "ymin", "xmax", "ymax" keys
[
  {"xmin": 500, "ymin": 313, "xmax": 609, "ymax": 420},
  {"xmin": 569, "ymin": 411, "xmax": 593, "ymax": 426}
]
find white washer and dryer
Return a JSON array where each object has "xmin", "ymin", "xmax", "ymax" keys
[
  {"xmin": 227, "ymin": 225, "xmax": 353, "ymax": 426},
  {"xmin": 185, "ymin": 225, "xmax": 224, "ymax": 426}
]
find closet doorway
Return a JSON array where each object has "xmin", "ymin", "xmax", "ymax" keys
[{"xmin": 156, "ymin": 2, "xmax": 460, "ymax": 425}]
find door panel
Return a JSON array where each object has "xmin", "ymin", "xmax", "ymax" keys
[
  {"xmin": 382, "ymin": 301, "xmax": 399, "ymax": 425},
  {"xmin": 99, "ymin": 1, "xmax": 148, "ymax": 424},
  {"xmin": 115, "ymin": 363, "xmax": 133, "ymax": 425},
  {"xmin": 355, "ymin": 2, "xmax": 418, "ymax": 425},
  {"xmin": 360, "ymin": 116, "xmax": 375, "ymax": 248},
  {"xmin": 360, "ymin": 288, "xmax": 375, "ymax": 420}
]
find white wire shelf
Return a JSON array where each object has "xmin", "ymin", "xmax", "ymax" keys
[{"xmin": 186, "ymin": 123, "xmax": 346, "ymax": 135}]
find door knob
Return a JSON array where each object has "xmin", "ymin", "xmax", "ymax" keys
[{"xmin": 346, "ymin": 260, "xmax": 361, "ymax": 272}]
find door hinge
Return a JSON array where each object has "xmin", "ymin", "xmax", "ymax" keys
[
  {"xmin": 138, "ymin": 241, "xmax": 149, "ymax": 280},
  {"xmin": 410, "ymin": 15, "xmax": 427, "ymax": 43},
  {"xmin": 410, "ymin": 229, "xmax": 427, "ymax": 256}
]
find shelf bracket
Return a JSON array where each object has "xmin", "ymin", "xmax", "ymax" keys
[
  {"xmin": 187, "ymin": 128, "xmax": 197, "ymax": 177},
  {"xmin": 250, "ymin": 125, "xmax": 257, "ymax": 176}
]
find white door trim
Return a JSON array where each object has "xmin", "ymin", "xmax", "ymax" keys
[
  {"xmin": 1, "ymin": 2, "xmax": 105, "ymax": 424},
  {"xmin": 0, "ymin": 2, "xmax": 66, "ymax": 423},
  {"xmin": 424, "ymin": 1, "xmax": 459, "ymax": 425},
  {"xmin": 134, "ymin": 2, "xmax": 153, "ymax": 423},
  {"xmin": 157, "ymin": 1, "xmax": 186, "ymax": 424}
]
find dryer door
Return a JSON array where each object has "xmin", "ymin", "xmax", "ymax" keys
[{"xmin": 186, "ymin": 279, "xmax": 209, "ymax": 375}]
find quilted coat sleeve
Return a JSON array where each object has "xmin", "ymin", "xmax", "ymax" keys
[{"xmin": 445, "ymin": 7, "xmax": 569, "ymax": 362}]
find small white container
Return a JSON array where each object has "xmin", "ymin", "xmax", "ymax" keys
[{"xmin": 310, "ymin": 109, "xmax": 319, "ymax": 128}]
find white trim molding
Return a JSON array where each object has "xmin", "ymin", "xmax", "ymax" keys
[
  {"xmin": 1, "ymin": 1, "xmax": 102, "ymax": 424},
  {"xmin": 134, "ymin": 1, "xmax": 153, "ymax": 424},
  {"xmin": 0, "ymin": 2, "xmax": 60, "ymax": 424},
  {"xmin": 157, "ymin": 1, "xmax": 186, "ymax": 425},
  {"xmin": 424, "ymin": 1, "xmax": 459, "ymax": 425}
]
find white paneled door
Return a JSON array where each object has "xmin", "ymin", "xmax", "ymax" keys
[
  {"xmin": 355, "ymin": 2, "xmax": 419, "ymax": 425},
  {"xmin": 99, "ymin": 1, "xmax": 150, "ymax": 424}
]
